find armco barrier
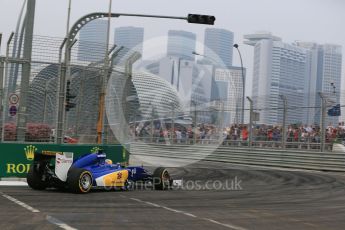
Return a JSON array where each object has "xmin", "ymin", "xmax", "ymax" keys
[
  {"xmin": 130, "ymin": 143, "xmax": 345, "ymax": 172},
  {"xmin": 0, "ymin": 143, "xmax": 129, "ymax": 178}
]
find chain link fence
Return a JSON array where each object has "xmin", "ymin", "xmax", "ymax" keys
[{"xmin": 0, "ymin": 34, "xmax": 344, "ymax": 152}]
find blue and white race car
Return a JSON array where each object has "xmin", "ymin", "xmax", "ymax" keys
[{"xmin": 27, "ymin": 150, "xmax": 172, "ymax": 193}]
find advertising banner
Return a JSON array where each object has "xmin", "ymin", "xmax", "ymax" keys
[{"xmin": 0, "ymin": 143, "xmax": 128, "ymax": 178}]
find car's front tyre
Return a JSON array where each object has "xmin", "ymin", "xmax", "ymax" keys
[{"xmin": 152, "ymin": 167, "xmax": 172, "ymax": 190}]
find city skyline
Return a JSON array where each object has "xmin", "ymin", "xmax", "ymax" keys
[{"xmin": 1, "ymin": 0, "xmax": 344, "ymax": 101}]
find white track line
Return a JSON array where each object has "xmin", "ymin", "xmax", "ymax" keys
[
  {"xmin": 1, "ymin": 192, "xmax": 77, "ymax": 230},
  {"xmin": 203, "ymin": 218, "xmax": 248, "ymax": 230},
  {"xmin": 2, "ymin": 194, "xmax": 40, "ymax": 213},
  {"xmin": 183, "ymin": 212, "xmax": 197, "ymax": 218},
  {"xmin": 130, "ymin": 198, "xmax": 143, "ymax": 203},
  {"xmin": 145, "ymin": 201, "xmax": 161, "ymax": 207},
  {"xmin": 46, "ymin": 215, "xmax": 78, "ymax": 230},
  {"xmin": 130, "ymin": 197, "xmax": 246, "ymax": 230},
  {"xmin": 161, "ymin": 206, "xmax": 182, "ymax": 213}
]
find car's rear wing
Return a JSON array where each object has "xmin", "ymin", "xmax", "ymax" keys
[
  {"xmin": 33, "ymin": 151, "xmax": 74, "ymax": 182},
  {"xmin": 33, "ymin": 150, "xmax": 60, "ymax": 163}
]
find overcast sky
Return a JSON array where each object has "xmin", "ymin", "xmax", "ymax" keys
[{"xmin": 1, "ymin": 0, "xmax": 344, "ymax": 96}]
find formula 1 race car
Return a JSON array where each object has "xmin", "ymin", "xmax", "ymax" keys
[{"xmin": 27, "ymin": 150, "xmax": 172, "ymax": 193}]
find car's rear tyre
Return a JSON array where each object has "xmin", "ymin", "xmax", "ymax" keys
[
  {"xmin": 27, "ymin": 164, "xmax": 47, "ymax": 190},
  {"xmin": 152, "ymin": 167, "xmax": 172, "ymax": 190},
  {"xmin": 67, "ymin": 168, "xmax": 93, "ymax": 193}
]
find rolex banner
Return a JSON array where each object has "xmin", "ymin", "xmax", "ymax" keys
[{"xmin": 0, "ymin": 143, "xmax": 128, "ymax": 178}]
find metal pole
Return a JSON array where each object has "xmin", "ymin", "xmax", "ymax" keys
[
  {"xmin": 43, "ymin": 80, "xmax": 49, "ymax": 124},
  {"xmin": 17, "ymin": 0, "xmax": 36, "ymax": 141},
  {"xmin": 0, "ymin": 56, "xmax": 4, "ymax": 142},
  {"xmin": 234, "ymin": 44, "xmax": 245, "ymax": 125},
  {"xmin": 75, "ymin": 75, "xmax": 83, "ymax": 138},
  {"xmin": 133, "ymin": 110, "xmax": 137, "ymax": 140},
  {"xmin": 103, "ymin": 0, "xmax": 112, "ymax": 145},
  {"xmin": 66, "ymin": 0, "xmax": 72, "ymax": 37},
  {"xmin": 318, "ymin": 92, "xmax": 326, "ymax": 152},
  {"xmin": 279, "ymin": 95, "xmax": 287, "ymax": 149},
  {"xmin": 171, "ymin": 102, "xmax": 175, "ymax": 142},
  {"xmin": 220, "ymin": 101, "xmax": 224, "ymax": 129},
  {"xmin": 56, "ymin": 38, "xmax": 76, "ymax": 144},
  {"xmin": 1, "ymin": 33, "xmax": 15, "ymax": 142},
  {"xmin": 192, "ymin": 101, "xmax": 197, "ymax": 144},
  {"xmin": 0, "ymin": 34, "xmax": 4, "ymax": 141},
  {"xmin": 151, "ymin": 106, "xmax": 154, "ymax": 142},
  {"xmin": 56, "ymin": 38, "xmax": 67, "ymax": 144},
  {"xmin": 247, "ymin": 96, "xmax": 253, "ymax": 147}
]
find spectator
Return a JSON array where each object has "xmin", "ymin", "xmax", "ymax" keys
[{"xmin": 242, "ymin": 126, "xmax": 248, "ymax": 141}]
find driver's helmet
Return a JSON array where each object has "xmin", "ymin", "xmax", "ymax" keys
[{"xmin": 105, "ymin": 159, "xmax": 113, "ymax": 165}]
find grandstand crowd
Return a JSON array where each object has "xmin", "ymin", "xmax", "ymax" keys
[{"xmin": 132, "ymin": 122, "xmax": 345, "ymax": 144}]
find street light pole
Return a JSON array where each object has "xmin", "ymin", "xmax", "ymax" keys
[
  {"xmin": 191, "ymin": 101, "xmax": 197, "ymax": 144},
  {"xmin": 246, "ymin": 96, "xmax": 253, "ymax": 147},
  {"xmin": 233, "ymin": 44, "xmax": 245, "ymax": 125},
  {"xmin": 279, "ymin": 95, "xmax": 287, "ymax": 149},
  {"xmin": 171, "ymin": 102, "xmax": 175, "ymax": 142},
  {"xmin": 318, "ymin": 92, "xmax": 326, "ymax": 152}
]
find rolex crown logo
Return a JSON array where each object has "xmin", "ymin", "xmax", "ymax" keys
[
  {"xmin": 24, "ymin": 145, "xmax": 37, "ymax": 161},
  {"xmin": 91, "ymin": 147, "xmax": 101, "ymax": 154}
]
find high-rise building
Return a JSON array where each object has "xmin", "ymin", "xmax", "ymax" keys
[
  {"xmin": 167, "ymin": 30, "xmax": 196, "ymax": 61},
  {"xmin": 294, "ymin": 42, "xmax": 319, "ymax": 126},
  {"xmin": 244, "ymin": 32, "xmax": 308, "ymax": 125},
  {"xmin": 245, "ymin": 32, "xmax": 343, "ymax": 126},
  {"xmin": 114, "ymin": 26, "xmax": 144, "ymax": 54},
  {"xmin": 212, "ymin": 67, "xmax": 245, "ymax": 126},
  {"xmin": 143, "ymin": 57, "xmax": 213, "ymax": 123},
  {"xmin": 294, "ymin": 42, "xmax": 342, "ymax": 126},
  {"xmin": 204, "ymin": 28, "xmax": 234, "ymax": 67},
  {"xmin": 315, "ymin": 44, "xmax": 342, "ymax": 125},
  {"xmin": 78, "ymin": 20, "xmax": 107, "ymax": 62},
  {"xmin": 113, "ymin": 26, "xmax": 144, "ymax": 63}
]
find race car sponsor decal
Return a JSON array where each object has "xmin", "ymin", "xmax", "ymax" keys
[
  {"xmin": 42, "ymin": 151, "xmax": 62, "ymax": 156},
  {"xmin": 95, "ymin": 170, "xmax": 128, "ymax": 187}
]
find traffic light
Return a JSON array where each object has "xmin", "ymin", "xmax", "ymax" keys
[
  {"xmin": 327, "ymin": 104, "xmax": 341, "ymax": 116},
  {"xmin": 187, "ymin": 14, "xmax": 216, "ymax": 25},
  {"xmin": 65, "ymin": 80, "xmax": 76, "ymax": 112}
]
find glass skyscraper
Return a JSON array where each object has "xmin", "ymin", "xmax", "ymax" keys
[
  {"xmin": 315, "ymin": 44, "xmax": 342, "ymax": 125},
  {"xmin": 114, "ymin": 26, "xmax": 144, "ymax": 54},
  {"xmin": 204, "ymin": 28, "xmax": 234, "ymax": 67},
  {"xmin": 113, "ymin": 26, "xmax": 144, "ymax": 63},
  {"xmin": 244, "ymin": 32, "xmax": 307, "ymax": 125},
  {"xmin": 77, "ymin": 20, "xmax": 107, "ymax": 62},
  {"xmin": 167, "ymin": 30, "xmax": 196, "ymax": 61},
  {"xmin": 245, "ymin": 32, "xmax": 343, "ymax": 126}
]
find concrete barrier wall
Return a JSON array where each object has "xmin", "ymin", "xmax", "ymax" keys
[{"xmin": 130, "ymin": 143, "xmax": 345, "ymax": 172}]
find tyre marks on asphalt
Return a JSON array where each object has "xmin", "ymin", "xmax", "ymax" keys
[
  {"xmin": 128, "ymin": 196, "xmax": 247, "ymax": 230},
  {"xmin": 248, "ymin": 209, "xmax": 319, "ymax": 228}
]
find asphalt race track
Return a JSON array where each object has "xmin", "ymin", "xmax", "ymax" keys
[{"xmin": 1, "ymin": 161, "xmax": 345, "ymax": 230}]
